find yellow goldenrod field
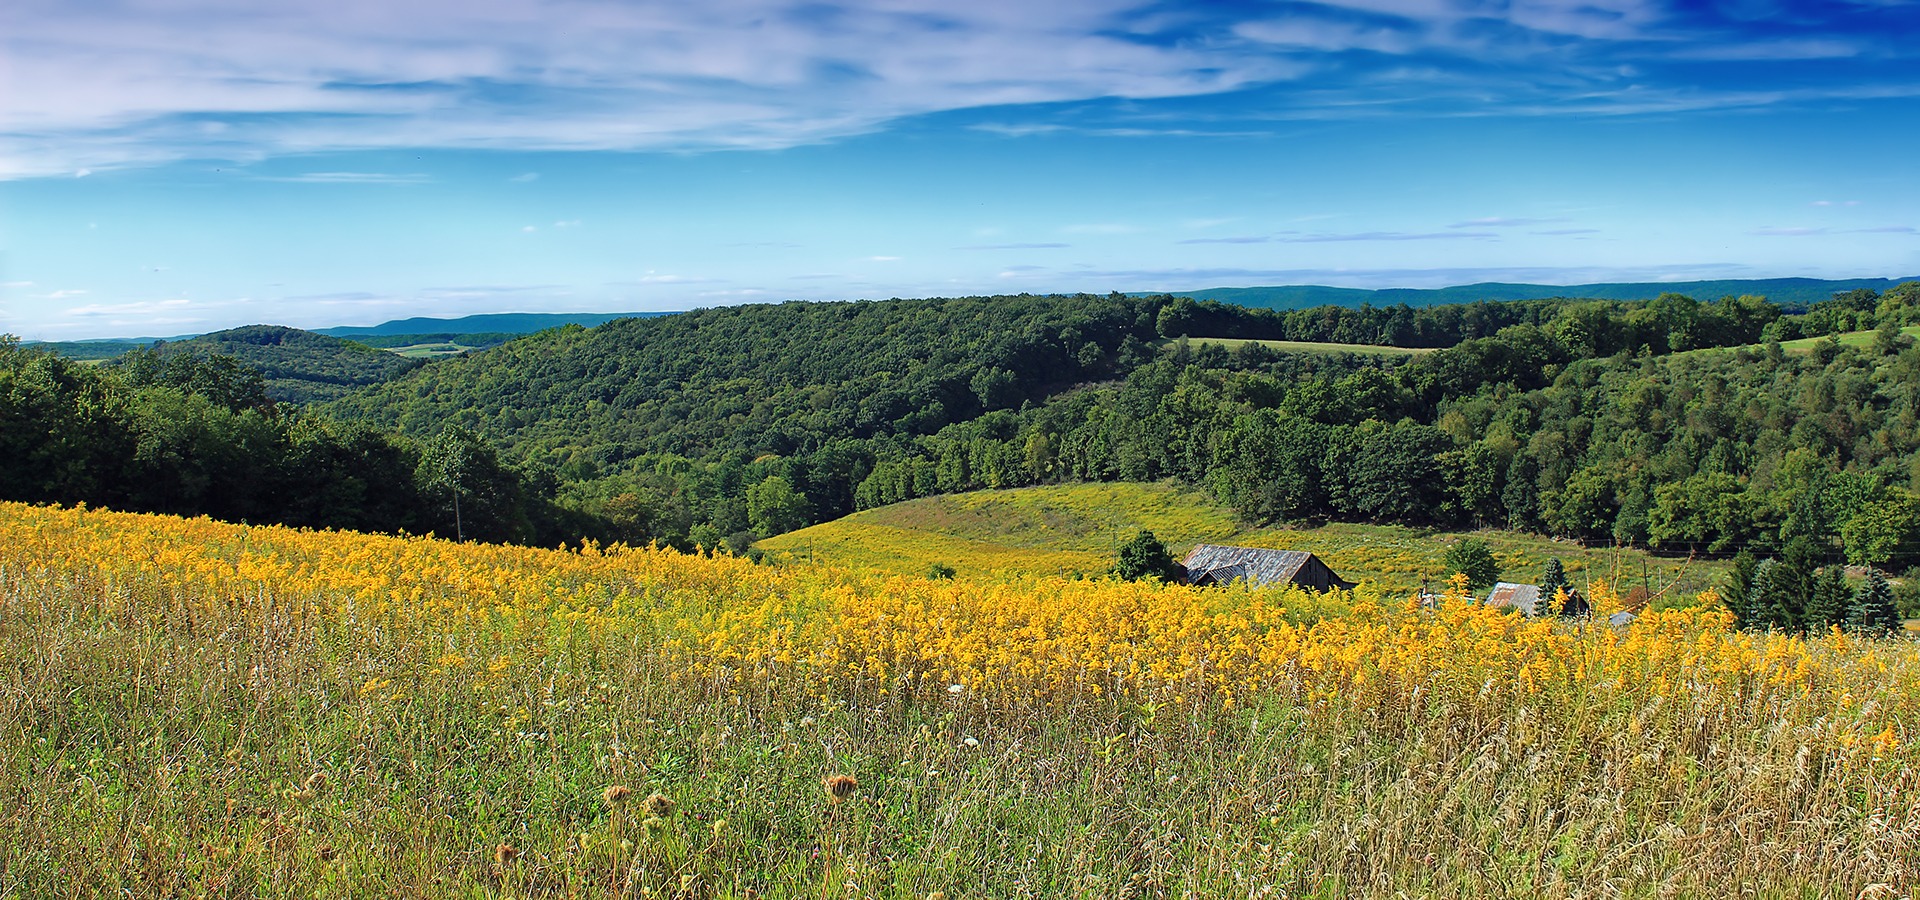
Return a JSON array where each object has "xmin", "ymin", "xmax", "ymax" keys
[{"xmin": 1, "ymin": 501, "xmax": 1915, "ymax": 898}]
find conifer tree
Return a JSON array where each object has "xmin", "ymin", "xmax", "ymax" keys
[
  {"xmin": 1805, "ymin": 565, "xmax": 1849, "ymax": 632},
  {"xmin": 1847, "ymin": 568, "xmax": 1900, "ymax": 635},
  {"xmin": 1745, "ymin": 559, "xmax": 1787, "ymax": 631},
  {"xmin": 1540, "ymin": 558, "xmax": 1569, "ymax": 615},
  {"xmin": 1723, "ymin": 551, "xmax": 1760, "ymax": 629}
]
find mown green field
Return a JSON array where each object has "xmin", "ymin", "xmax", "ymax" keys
[
  {"xmin": 1777, "ymin": 324, "xmax": 1920, "ymax": 353},
  {"xmin": 385, "ymin": 342, "xmax": 479, "ymax": 358},
  {"xmin": 756, "ymin": 482, "xmax": 1728, "ymax": 600},
  {"xmin": 1170, "ymin": 336, "xmax": 1433, "ymax": 357}
]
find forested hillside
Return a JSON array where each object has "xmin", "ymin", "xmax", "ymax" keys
[
  {"xmin": 14, "ymin": 282, "xmax": 1920, "ymax": 605},
  {"xmin": 111, "ymin": 325, "xmax": 424, "ymax": 404},
  {"xmin": 0, "ymin": 338, "xmax": 595, "ymax": 544},
  {"xmin": 312, "ymin": 283, "xmax": 1920, "ymax": 572}
]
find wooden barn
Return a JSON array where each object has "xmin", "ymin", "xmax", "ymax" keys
[{"xmin": 1180, "ymin": 545, "xmax": 1355, "ymax": 592}]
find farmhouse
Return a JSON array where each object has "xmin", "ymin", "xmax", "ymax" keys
[{"xmin": 1180, "ymin": 545, "xmax": 1355, "ymax": 591}]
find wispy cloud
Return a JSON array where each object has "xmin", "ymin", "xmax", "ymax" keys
[
  {"xmin": 1279, "ymin": 230, "xmax": 1498, "ymax": 243},
  {"xmin": 1752, "ymin": 225, "xmax": 1919, "ymax": 237},
  {"xmin": 2, "ymin": 0, "xmax": 1912, "ymax": 177},
  {"xmin": 1178, "ymin": 236, "xmax": 1275, "ymax": 244}
]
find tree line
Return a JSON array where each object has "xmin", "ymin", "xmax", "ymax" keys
[{"xmin": 0, "ymin": 339, "xmax": 591, "ymax": 545}]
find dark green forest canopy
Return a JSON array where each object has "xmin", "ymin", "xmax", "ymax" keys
[
  {"xmin": 113, "ymin": 325, "xmax": 424, "ymax": 404},
  {"xmin": 325, "ymin": 293, "xmax": 1163, "ymax": 468}
]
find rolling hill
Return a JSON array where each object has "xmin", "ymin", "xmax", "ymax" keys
[
  {"xmin": 313, "ymin": 311, "xmax": 673, "ymax": 338},
  {"xmin": 755, "ymin": 482, "xmax": 1728, "ymax": 600},
  {"xmin": 135, "ymin": 325, "xmax": 425, "ymax": 404},
  {"xmin": 1167, "ymin": 277, "xmax": 1914, "ymax": 311}
]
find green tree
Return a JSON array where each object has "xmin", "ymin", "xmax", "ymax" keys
[
  {"xmin": 1722, "ymin": 551, "xmax": 1761, "ymax": 629},
  {"xmin": 745, "ymin": 475, "xmax": 810, "ymax": 537},
  {"xmin": 1806, "ymin": 565, "xmax": 1849, "ymax": 632},
  {"xmin": 1744, "ymin": 559, "xmax": 1790, "ymax": 631},
  {"xmin": 1444, "ymin": 538, "xmax": 1500, "ymax": 593},
  {"xmin": 1841, "ymin": 491, "xmax": 1920, "ymax": 567},
  {"xmin": 1116, "ymin": 530, "xmax": 1179, "ymax": 583},
  {"xmin": 1539, "ymin": 558, "xmax": 1569, "ymax": 614},
  {"xmin": 1847, "ymin": 568, "xmax": 1900, "ymax": 635}
]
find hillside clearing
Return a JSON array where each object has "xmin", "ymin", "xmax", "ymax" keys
[
  {"xmin": 1168, "ymin": 336, "xmax": 1433, "ymax": 356},
  {"xmin": 756, "ymin": 482, "xmax": 1727, "ymax": 600}
]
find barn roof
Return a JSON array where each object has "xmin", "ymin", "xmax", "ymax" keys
[
  {"xmin": 1182, "ymin": 545, "xmax": 1331, "ymax": 587},
  {"xmin": 1485, "ymin": 582, "xmax": 1543, "ymax": 615}
]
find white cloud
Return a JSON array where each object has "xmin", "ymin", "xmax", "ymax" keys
[
  {"xmin": 521, "ymin": 225, "xmax": 537, "ymax": 233},
  {"xmin": 865, "ymin": 255, "xmax": 902, "ymax": 262},
  {"xmin": 553, "ymin": 219, "xmax": 581, "ymax": 228},
  {"xmin": 0, "ymin": 0, "xmax": 1295, "ymax": 178},
  {"xmin": 47, "ymin": 288, "xmax": 88, "ymax": 299},
  {"xmin": 1, "ymin": 281, "xmax": 34, "ymax": 288}
]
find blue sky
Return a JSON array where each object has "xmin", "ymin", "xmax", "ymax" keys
[{"xmin": 2, "ymin": 0, "xmax": 1918, "ymax": 340}]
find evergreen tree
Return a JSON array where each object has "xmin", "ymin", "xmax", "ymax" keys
[
  {"xmin": 1116, "ymin": 530, "xmax": 1179, "ymax": 583},
  {"xmin": 1847, "ymin": 568, "xmax": 1900, "ymax": 635},
  {"xmin": 1539, "ymin": 558, "xmax": 1569, "ymax": 615},
  {"xmin": 1745, "ymin": 559, "xmax": 1788, "ymax": 631},
  {"xmin": 1806, "ymin": 565, "xmax": 1849, "ymax": 632},
  {"xmin": 1722, "ymin": 551, "xmax": 1760, "ymax": 629}
]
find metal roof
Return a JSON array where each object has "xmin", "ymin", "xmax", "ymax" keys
[
  {"xmin": 1485, "ymin": 582, "xmax": 1543, "ymax": 615},
  {"xmin": 1181, "ymin": 545, "xmax": 1317, "ymax": 587}
]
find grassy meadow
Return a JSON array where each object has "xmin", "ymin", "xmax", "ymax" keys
[
  {"xmin": 4, "ymin": 501, "xmax": 1916, "ymax": 897},
  {"xmin": 1777, "ymin": 324, "xmax": 1920, "ymax": 354},
  {"xmin": 756, "ymin": 483, "xmax": 1728, "ymax": 601},
  {"xmin": 1167, "ymin": 337, "xmax": 1433, "ymax": 357}
]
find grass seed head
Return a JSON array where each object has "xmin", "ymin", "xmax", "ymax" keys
[
  {"xmin": 494, "ymin": 843, "xmax": 519, "ymax": 865},
  {"xmin": 603, "ymin": 785, "xmax": 632, "ymax": 806},
  {"xmin": 823, "ymin": 774, "xmax": 858, "ymax": 804},
  {"xmin": 643, "ymin": 792, "xmax": 674, "ymax": 816}
]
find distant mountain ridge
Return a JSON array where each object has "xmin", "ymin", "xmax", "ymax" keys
[
  {"xmin": 1162, "ymin": 277, "xmax": 1917, "ymax": 311},
  {"xmin": 313, "ymin": 311, "xmax": 674, "ymax": 338}
]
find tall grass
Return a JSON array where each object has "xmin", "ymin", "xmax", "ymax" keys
[{"xmin": 0, "ymin": 501, "xmax": 1912, "ymax": 897}]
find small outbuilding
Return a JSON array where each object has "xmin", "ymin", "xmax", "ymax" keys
[
  {"xmin": 1180, "ymin": 545, "xmax": 1355, "ymax": 592},
  {"xmin": 1487, "ymin": 581, "xmax": 1590, "ymax": 618},
  {"xmin": 1485, "ymin": 582, "xmax": 1544, "ymax": 615}
]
